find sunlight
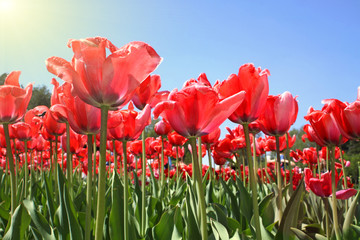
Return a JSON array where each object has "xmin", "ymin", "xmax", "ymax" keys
[{"xmin": 0, "ymin": 0, "xmax": 14, "ymax": 12}]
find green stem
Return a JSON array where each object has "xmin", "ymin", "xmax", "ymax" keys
[
  {"xmin": 330, "ymin": 146, "xmax": 341, "ymax": 240},
  {"xmin": 198, "ymin": 137, "xmax": 202, "ymax": 170},
  {"xmin": 175, "ymin": 146, "xmax": 179, "ymax": 180},
  {"xmin": 3, "ymin": 123, "xmax": 17, "ymax": 214},
  {"xmin": 322, "ymin": 198, "xmax": 331, "ymax": 240},
  {"xmin": 13, "ymin": 140, "xmax": 18, "ymax": 188},
  {"xmin": 243, "ymin": 123, "xmax": 262, "ymax": 240},
  {"xmin": 24, "ymin": 140, "xmax": 28, "ymax": 198},
  {"xmin": 206, "ymin": 144, "xmax": 213, "ymax": 180},
  {"xmin": 141, "ymin": 130, "xmax": 146, "ymax": 236},
  {"xmin": 93, "ymin": 137, "xmax": 97, "ymax": 219},
  {"xmin": 112, "ymin": 140, "xmax": 117, "ymax": 175},
  {"xmin": 54, "ymin": 136, "xmax": 59, "ymax": 203},
  {"xmin": 160, "ymin": 136, "xmax": 165, "ymax": 187},
  {"xmin": 285, "ymin": 134, "xmax": 293, "ymax": 192},
  {"xmin": 94, "ymin": 105, "xmax": 109, "ymax": 240},
  {"xmin": 339, "ymin": 147, "xmax": 348, "ymax": 212},
  {"xmin": 275, "ymin": 135, "xmax": 283, "ymax": 220},
  {"xmin": 66, "ymin": 122, "xmax": 73, "ymax": 199},
  {"xmin": 189, "ymin": 137, "xmax": 208, "ymax": 240},
  {"xmin": 85, "ymin": 135, "xmax": 93, "ymax": 240},
  {"xmin": 316, "ymin": 145, "xmax": 321, "ymax": 179},
  {"xmin": 122, "ymin": 140, "xmax": 129, "ymax": 240}
]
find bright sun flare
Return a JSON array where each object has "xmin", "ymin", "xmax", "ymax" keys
[{"xmin": 0, "ymin": 0, "xmax": 14, "ymax": 12}]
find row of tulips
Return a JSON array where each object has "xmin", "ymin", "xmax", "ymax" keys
[{"xmin": 0, "ymin": 36, "xmax": 358, "ymax": 239}]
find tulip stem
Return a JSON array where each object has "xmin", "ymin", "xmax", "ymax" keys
[
  {"xmin": 275, "ymin": 135, "xmax": 283, "ymax": 221},
  {"xmin": 113, "ymin": 140, "xmax": 117, "ymax": 175},
  {"xmin": 65, "ymin": 122, "xmax": 73, "ymax": 199},
  {"xmin": 94, "ymin": 105, "xmax": 109, "ymax": 240},
  {"xmin": 175, "ymin": 146, "xmax": 179, "ymax": 180},
  {"xmin": 54, "ymin": 136, "xmax": 59, "ymax": 203},
  {"xmin": 122, "ymin": 140, "xmax": 129, "ymax": 240},
  {"xmin": 189, "ymin": 137, "xmax": 208, "ymax": 240},
  {"xmin": 24, "ymin": 140, "xmax": 29, "ymax": 198},
  {"xmin": 3, "ymin": 123, "xmax": 17, "ymax": 214},
  {"xmin": 243, "ymin": 123, "xmax": 262, "ymax": 240},
  {"xmin": 160, "ymin": 136, "xmax": 165, "ymax": 187},
  {"xmin": 285, "ymin": 133, "xmax": 293, "ymax": 193},
  {"xmin": 206, "ymin": 144, "xmax": 213, "ymax": 180},
  {"xmin": 338, "ymin": 147, "xmax": 348, "ymax": 212},
  {"xmin": 85, "ymin": 134, "xmax": 93, "ymax": 240},
  {"xmin": 141, "ymin": 130, "xmax": 146, "ymax": 236},
  {"xmin": 330, "ymin": 146, "xmax": 341, "ymax": 240},
  {"xmin": 198, "ymin": 137, "xmax": 202, "ymax": 171}
]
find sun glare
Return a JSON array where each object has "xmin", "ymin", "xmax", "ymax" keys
[{"xmin": 0, "ymin": 0, "xmax": 14, "ymax": 12}]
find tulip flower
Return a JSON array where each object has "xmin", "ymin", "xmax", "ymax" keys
[
  {"xmin": 132, "ymin": 74, "xmax": 161, "ymax": 110},
  {"xmin": 304, "ymin": 168, "xmax": 357, "ymax": 199},
  {"xmin": 0, "ymin": 71, "xmax": 33, "ymax": 215},
  {"xmin": 214, "ymin": 63, "xmax": 269, "ymax": 124}
]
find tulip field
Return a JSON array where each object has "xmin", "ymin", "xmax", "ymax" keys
[{"xmin": 0, "ymin": 36, "xmax": 359, "ymax": 240}]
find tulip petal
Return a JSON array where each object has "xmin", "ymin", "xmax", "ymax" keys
[{"xmin": 336, "ymin": 189, "xmax": 357, "ymax": 200}]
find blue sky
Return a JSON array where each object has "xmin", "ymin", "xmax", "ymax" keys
[{"xmin": 1, "ymin": 0, "xmax": 359, "ymax": 132}]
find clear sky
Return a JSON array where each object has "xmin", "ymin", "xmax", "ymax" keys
[{"xmin": 1, "ymin": 0, "xmax": 360, "ymax": 132}]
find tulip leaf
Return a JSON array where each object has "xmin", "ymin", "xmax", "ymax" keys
[
  {"xmin": 63, "ymin": 184, "xmax": 84, "ymax": 240},
  {"xmin": 275, "ymin": 179, "xmax": 305, "ymax": 240},
  {"xmin": 55, "ymin": 164, "xmax": 69, "ymax": 240},
  {"xmin": 235, "ymin": 177, "xmax": 253, "ymax": 225},
  {"xmin": 152, "ymin": 207, "xmax": 182, "ymax": 240},
  {"xmin": 211, "ymin": 219, "xmax": 230, "ymax": 240},
  {"xmin": 23, "ymin": 199, "xmax": 56, "ymax": 240},
  {"xmin": 219, "ymin": 178, "xmax": 240, "ymax": 221},
  {"xmin": 3, "ymin": 204, "xmax": 31, "ymax": 240},
  {"xmin": 290, "ymin": 227, "xmax": 313, "ymax": 240},
  {"xmin": 109, "ymin": 171, "xmax": 124, "ymax": 240},
  {"xmin": 314, "ymin": 233, "xmax": 328, "ymax": 240},
  {"xmin": 170, "ymin": 181, "xmax": 187, "ymax": 206},
  {"xmin": 185, "ymin": 189, "xmax": 201, "ymax": 239},
  {"xmin": 44, "ymin": 172, "xmax": 55, "ymax": 226},
  {"xmin": 343, "ymin": 191, "xmax": 360, "ymax": 239}
]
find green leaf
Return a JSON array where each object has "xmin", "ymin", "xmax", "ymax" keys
[
  {"xmin": 259, "ymin": 192, "xmax": 274, "ymax": 216},
  {"xmin": 170, "ymin": 182, "xmax": 187, "ymax": 206},
  {"xmin": 290, "ymin": 227, "xmax": 313, "ymax": 240},
  {"xmin": 343, "ymin": 191, "xmax": 360, "ymax": 239},
  {"xmin": 152, "ymin": 207, "xmax": 181, "ymax": 240},
  {"xmin": 23, "ymin": 199, "xmax": 56, "ymax": 240},
  {"xmin": 219, "ymin": 178, "xmax": 240, "ymax": 221},
  {"xmin": 211, "ymin": 219, "xmax": 230, "ymax": 240},
  {"xmin": 55, "ymin": 164, "xmax": 69, "ymax": 240},
  {"xmin": 185, "ymin": 189, "xmax": 201, "ymax": 239},
  {"xmin": 3, "ymin": 204, "xmax": 31, "ymax": 240},
  {"xmin": 275, "ymin": 179, "xmax": 305, "ymax": 240},
  {"xmin": 314, "ymin": 233, "xmax": 328, "ymax": 240},
  {"xmin": 63, "ymin": 185, "xmax": 84, "ymax": 240},
  {"xmin": 44, "ymin": 173, "xmax": 55, "ymax": 226},
  {"xmin": 109, "ymin": 172, "xmax": 124, "ymax": 240},
  {"xmin": 235, "ymin": 178, "xmax": 253, "ymax": 224}
]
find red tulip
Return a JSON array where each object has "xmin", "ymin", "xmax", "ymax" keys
[
  {"xmin": 304, "ymin": 168, "xmax": 357, "ymax": 199},
  {"xmin": 46, "ymin": 37, "xmax": 162, "ymax": 110},
  {"xmin": 60, "ymin": 128, "xmax": 86, "ymax": 154},
  {"xmin": 43, "ymin": 111, "xmax": 66, "ymax": 136},
  {"xmin": 108, "ymin": 103, "xmax": 151, "ymax": 141},
  {"xmin": 304, "ymin": 105, "xmax": 348, "ymax": 146},
  {"xmin": 258, "ymin": 91, "xmax": 298, "ymax": 136},
  {"xmin": 132, "ymin": 74, "xmax": 161, "ymax": 110},
  {"xmin": 154, "ymin": 77, "xmax": 245, "ymax": 137},
  {"xmin": 214, "ymin": 63, "xmax": 269, "ymax": 124},
  {"xmin": 0, "ymin": 71, "xmax": 33, "ymax": 124},
  {"xmin": 11, "ymin": 122, "xmax": 32, "ymax": 141},
  {"xmin": 325, "ymin": 92, "xmax": 360, "ymax": 140},
  {"xmin": 167, "ymin": 131, "xmax": 187, "ymax": 146},
  {"xmin": 154, "ymin": 119, "xmax": 172, "ymax": 136},
  {"xmin": 201, "ymin": 128, "xmax": 221, "ymax": 146}
]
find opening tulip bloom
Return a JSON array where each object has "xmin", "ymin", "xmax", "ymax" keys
[
  {"xmin": 258, "ymin": 91, "xmax": 298, "ymax": 137},
  {"xmin": 304, "ymin": 168, "xmax": 357, "ymax": 199},
  {"xmin": 153, "ymin": 81, "xmax": 246, "ymax": 137},
  {"xmin": 0, "ymin": 71, "xmax": 33, "ymax": 124},
  {"xmin": 46, "ymin": 37, "xmax": 162, "ymax": 110},
  {"xmin": 304, "ymin": 105, "xmax": 348, "ymax": 146},
  {"xmin": 214, "ymin": 63, "xmax": 269, "ymax": 124}
]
